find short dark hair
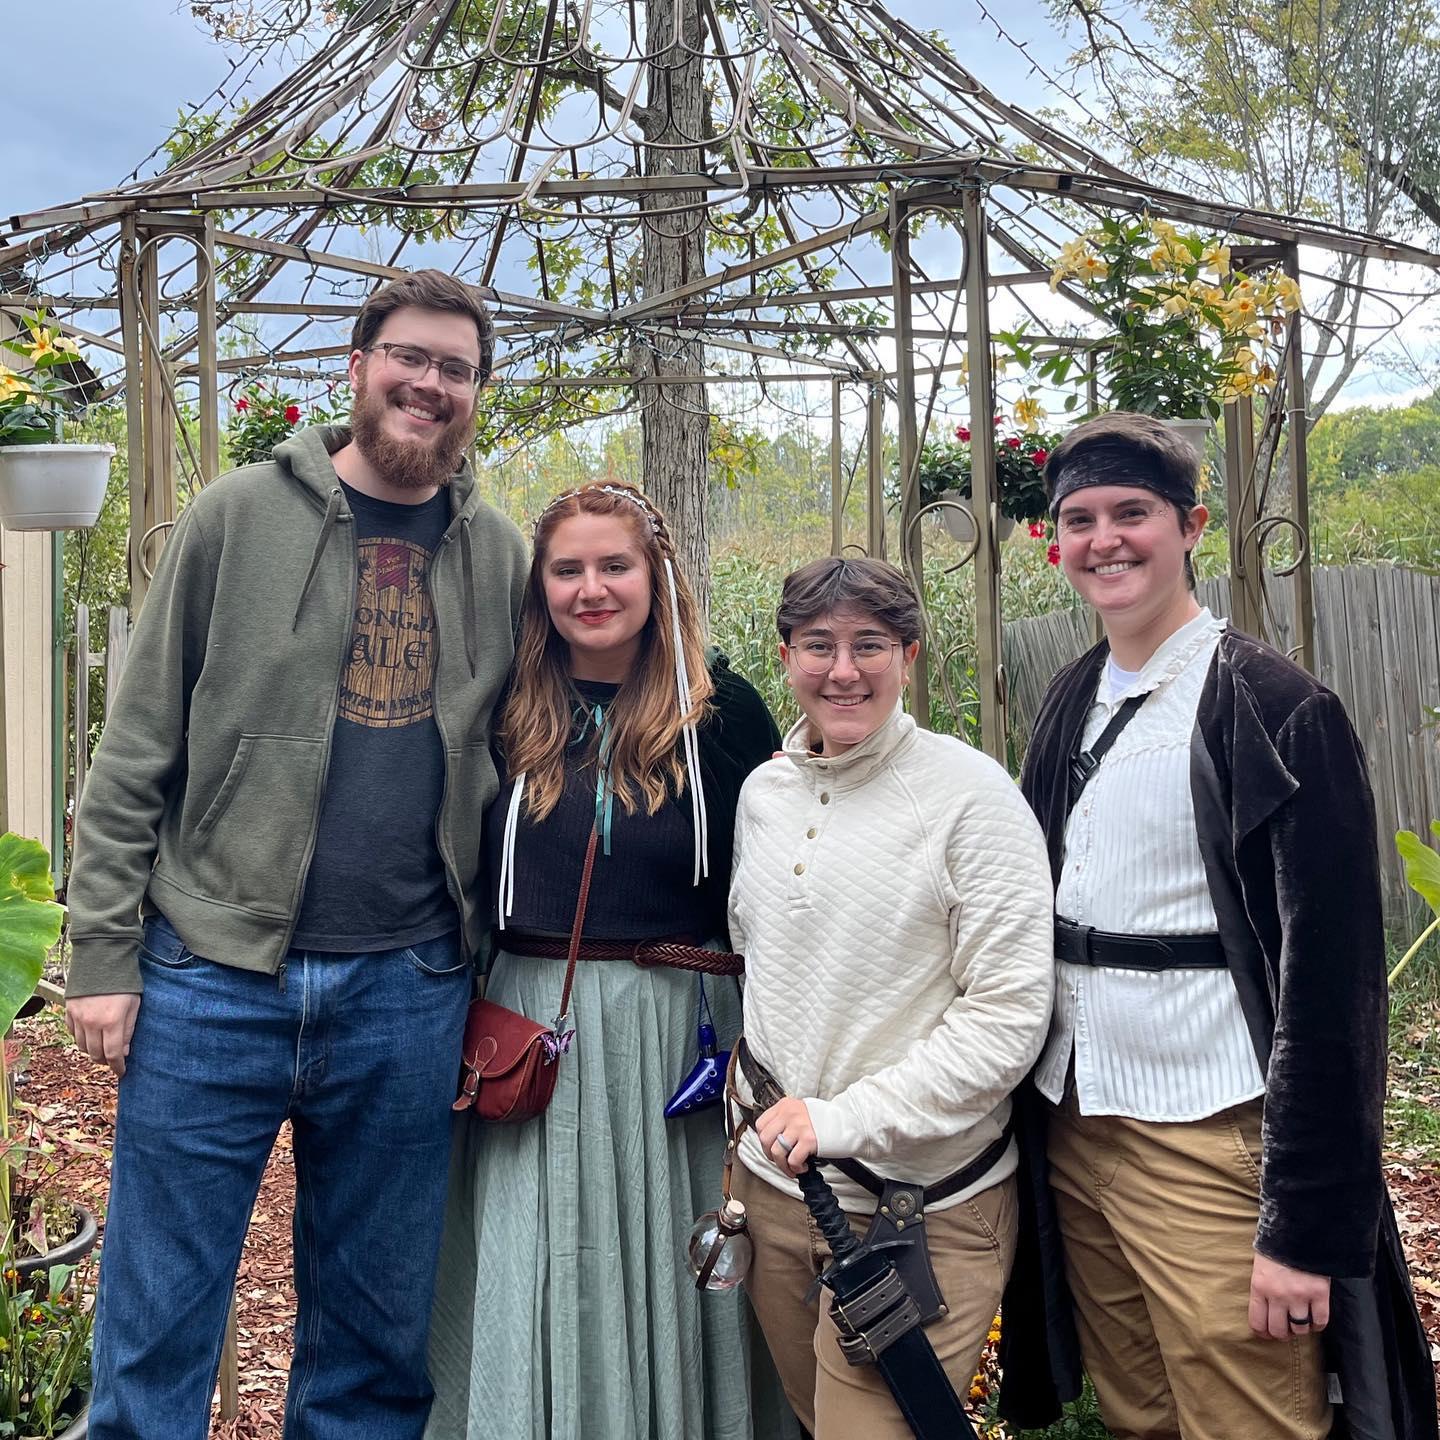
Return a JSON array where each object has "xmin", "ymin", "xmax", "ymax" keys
[
  {"xmin": 777, "ymin": 557, "xmax": 922, "ymax": 645},
  {"xmin": 351, "ymin": 270, "xmax": 496, "ymax": 383}
]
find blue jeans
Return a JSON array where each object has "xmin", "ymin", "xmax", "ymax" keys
[{"xmin": 89, "ymin": 914, "xmax": 472, "ymax": 1440}]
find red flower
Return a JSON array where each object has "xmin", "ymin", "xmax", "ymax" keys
[
  {"xmin": 1028, "ymin": 522, "xmax": 1047, "ymax": 539},
  {"xmin": 993, "ymin": 415, "xmax": 1003, "ymax": 426},
  {"xmin": 235, "ymin": 398, "xmax": 249, "ymax": 412},
  {"xmin": 1029, "ymin": 449, "xmax": 1049, "ymax": 467},
  {"xmin": 1047, "ymin": 543, "xmax": 1061, "ymax": 566},
  {"xmin": 285, "ymin": 405, "xmax": 302, "ymax": 424},
  {"xmin": 955, "ymin": 425, "xmax": 971, "ymax": 442},
  {"xmin": 1005, "ymin": 436, "xmax": 1022, "ymax": 450}
]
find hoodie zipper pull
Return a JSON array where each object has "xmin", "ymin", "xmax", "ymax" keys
[{"xmin": 278, "ymin": 961, "xmax": 287, "ymax": 993}]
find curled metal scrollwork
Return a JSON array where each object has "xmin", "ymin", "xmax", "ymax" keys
[{"xmin": 1240, "ymin": 513, "xmax": 1310, "ymax": 579}]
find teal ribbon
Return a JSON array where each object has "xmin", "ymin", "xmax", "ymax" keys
[{"xmin": 570, "ymin": 700, "xmax": 615, "ymax": 857}]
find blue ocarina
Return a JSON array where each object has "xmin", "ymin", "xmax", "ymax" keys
[{"xmin": 664, "ymin": 1021, "xmax": 729, "ymax": 1119}]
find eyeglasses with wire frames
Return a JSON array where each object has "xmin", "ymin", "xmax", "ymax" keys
[
  {"xmin": 789, "ymin": 637, "xmax": 902, "ymax": 675},
  {"xmin": 363, "ymin": 342, "xmax": 483, "ymax": 392}
]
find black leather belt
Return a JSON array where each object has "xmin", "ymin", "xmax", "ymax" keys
[
  {"xmin": 734, "ymin": 1038, "xmax": 1012, "ymax": 1205},
  {"xmin": 1054, "ymin": 917, "xmax": 1228, "ymax": 971}
]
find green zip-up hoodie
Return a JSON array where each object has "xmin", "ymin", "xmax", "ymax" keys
[{"xmin": 66, "ymin": 425, "xmax": 527, "ymax": 997}]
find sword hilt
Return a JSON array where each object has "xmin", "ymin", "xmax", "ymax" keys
[{"xmin": 798, "ymin": 1163, "xmax": 861, "ymax": 1262}]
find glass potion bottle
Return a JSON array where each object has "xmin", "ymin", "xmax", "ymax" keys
[{"xmin": 687, "ymin": 1197, "xmax": 753, "ymax": 1291}]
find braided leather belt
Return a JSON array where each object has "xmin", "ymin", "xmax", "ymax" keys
[{"xmin": 504, "ymin": 934, "xmax": 744, "ymax": 977}]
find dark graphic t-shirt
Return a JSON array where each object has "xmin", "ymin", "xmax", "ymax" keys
[{"xmin": 291, "ymin": 481, "xmax": 454, "ymax": 951}]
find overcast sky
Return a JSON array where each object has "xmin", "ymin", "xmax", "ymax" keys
[
  {"xmin": 2, "ymin": 0, "xmax": 1072, "ymax": 216},
  {"xmin": 4, "ymin": 1, "xmax": 1431, "ymax": 406}
]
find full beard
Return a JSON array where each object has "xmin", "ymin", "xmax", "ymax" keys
[{"xmin": 350, "ymin": 379, "xmax": 472, "ymax": 490}]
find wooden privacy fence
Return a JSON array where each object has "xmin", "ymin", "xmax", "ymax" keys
[{"xmin": 1004, "ymin": 565, "xmax": 1440, "ymax": 932}]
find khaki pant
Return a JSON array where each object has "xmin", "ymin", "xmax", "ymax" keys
[
  {"xmin": 1047, "ymin": 1094, "xmax": 1331, "ymax": 1440},
  {"xmin": 731, "ymin": 1162, "xmax": 1015, "ymax": 1439}
]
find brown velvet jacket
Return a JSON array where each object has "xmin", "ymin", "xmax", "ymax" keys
[{"xmin": 998, "ymin": 626, "xmax": 1436, "ymax": 1440}]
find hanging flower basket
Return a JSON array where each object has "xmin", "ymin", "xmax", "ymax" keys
[
  {"xmin": 1158, "ymin": 416, "xmax": 1213, "ymax": 463},
  {"xmin": 0, "ymin": 444, "xmax": 114, "ymax": 531}
]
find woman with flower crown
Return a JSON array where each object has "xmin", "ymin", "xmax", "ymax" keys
[{"xmin": 426, "ymin": 482, "xmax": 795, "ymax": 1440}]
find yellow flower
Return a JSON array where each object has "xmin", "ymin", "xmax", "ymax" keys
[
  {"xmin": 1232, "ymin": 346, "xmax": 1259, "ymax": 371},
  {"xmin": 1049, "ymin": 238, "xmax": 1092, "ymax": 290},
  {"xmin": 1256, "ymin": 361, "xmax": 1278, "ymax": 389},
  {"xmin": 1150, "ymin": 218, "xmax": 1178, "ymax": 241},
  {"xmin": 1014, "ymin": 395, "xmax": 1045, "ymax": 432},
  {"xmin": 0, "ymin": 366, "xmax": 33, "ymax": 401},
  {"xmin": 1221, "ymin": 370, "xmax": 1257, "ymax": 400},
  {"xmin": 1201, "ymin": 243, "xmax": 1231, "ymax": 277},
  {"xmin": 1160, "ymin": 291, "xmax": 1193, "ymax": 317},
  {"xmin": 1077, "ymin": 252, "xmax": 1109, "ymax": 282},
  {"xmin": 1222, "ymin": 292, "xmax": 1261, "ymax": 329},
  {"xmin": 1269, "ymin": 273, "xmax": 1302, "ymax": 313}
]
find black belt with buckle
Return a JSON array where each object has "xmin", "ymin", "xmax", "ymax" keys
[{"xmin": 1054, "ymin": 917, "xmax": 1228, "ymax": 972}]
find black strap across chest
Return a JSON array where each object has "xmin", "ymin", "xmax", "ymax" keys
[{"xmin": 1067, "ymin": 690, "xmax": 1149, "ymax": 814}]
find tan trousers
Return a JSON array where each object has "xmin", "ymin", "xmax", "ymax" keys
[
  {"xmin": 1047, "ymin": 1094, "xmax": 1331, "ymax": 1440},
  {"xmin": 731, "ymin": 1161, "xmax": 1016, "ymax": 1439}
]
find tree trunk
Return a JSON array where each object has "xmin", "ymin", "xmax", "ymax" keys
[{"xmin": 637, "ymin": 0, "xmax": 712, "ymax": 615}]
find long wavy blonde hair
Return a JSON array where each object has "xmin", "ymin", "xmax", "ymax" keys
[{"xmin": 500, "ymin": 482, "xmax": 714, "ymax": 822}]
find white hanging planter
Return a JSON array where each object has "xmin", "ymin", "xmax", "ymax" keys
[
  {"xmin": 936, "ymin": 492, "xmax": 977, "ymax": 544},
  {"xmin": 936, "ymin": 494, "xmax": 1017, "ymax": 544},
  {"xmin": 1159, "ymin": 416, "xmax": 1214, "ymax": 463},
  {"xmin": 0, "ymin": 444, "xmax": 114, "ymax": 531}
]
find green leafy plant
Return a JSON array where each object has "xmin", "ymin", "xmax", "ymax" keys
[
  {"xmin": 0, "ymin": 1240, "xmax": 93, "ymax": 1437},
  {"xmin": 227, "ymin": 382, "xmax": 347, "ymax": 468},
  {"xmin": 0, "ymin": 835, "xmax": 65, "ymax": 1237},
  {"xmin": 1047, "ymin": 216, "xmax": 1299, "ymax": 419},
  {"xmin": 0, "ymin": 316, "xmax": 86, "ymax": 448},
  {"xmin": 0, "ymin": 836, "xmax": 87, "ymax": 1436},
  {"xmin": 914, "ymin": 419, "xmax": 1063, "ymax": 524},
  {"xmin": 1392, "ymin": 821, "xmax": 1440, "ymax": 986},
  {"xmin": 0, "ymin": 1098, "xmax": 104, "ymax": 1263}
]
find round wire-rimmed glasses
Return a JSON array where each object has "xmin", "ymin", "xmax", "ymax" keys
[{"xmin": 790, "ymin": 639, "xmax": 901, "ymax": 675}]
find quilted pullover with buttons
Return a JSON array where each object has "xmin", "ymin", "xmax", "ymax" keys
[
  {"xmin": 728, "ymin": 706, "xmax": 1055, "ymax": 1212},
  {"xmin": 65, "ymin": 424, "xmax": 527, "ymax": 997}
]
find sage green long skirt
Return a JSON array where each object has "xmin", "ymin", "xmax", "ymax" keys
[{"xmin": 425, "ymin": 948, "xmax": 799, "ymax": 1440}]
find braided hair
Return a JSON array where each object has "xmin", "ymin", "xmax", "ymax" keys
[{"xmin": 499, "ymin": 482, "xmax": 714, "ymax": 828}]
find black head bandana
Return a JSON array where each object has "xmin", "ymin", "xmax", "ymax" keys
[{"xmin": 1047, "ymin": 439, "xmax": 1198, "ymax": 518}]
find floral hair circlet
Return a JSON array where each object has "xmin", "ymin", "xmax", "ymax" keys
[{"xmin": 534, "ymin": 483, "xmax": 662, "ymax": 536}]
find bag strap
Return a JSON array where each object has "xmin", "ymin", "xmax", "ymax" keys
[
  {"xmin": 1067, "ymin": 691, "xmax": 1149, "ymax": 813},
  {"xmin": 552, "ymin": 824, "xmax": 600, "ymax": 1033}
]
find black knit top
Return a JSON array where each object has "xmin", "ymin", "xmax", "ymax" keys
[{"xmin": 484, "ymin": 655, "xmax": 781, "ymax": 943}]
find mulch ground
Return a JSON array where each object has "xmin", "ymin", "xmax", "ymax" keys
[{"xmin": 15, "ymin": 1011, "xmax": 1440, "ymax": 1437}]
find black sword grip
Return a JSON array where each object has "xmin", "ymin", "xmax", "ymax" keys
[{"xmin": 798, "ymin": 1163, "xmax": 861, "ymax": 1261}]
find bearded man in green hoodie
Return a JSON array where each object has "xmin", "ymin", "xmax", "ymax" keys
[{"xmin": 64, "ymin": 269, "xmax": 527, "ymax": 1440}]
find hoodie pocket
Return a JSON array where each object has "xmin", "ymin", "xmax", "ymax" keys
[{"xmin": 189, "ymin": 734, "xmax": 326, "ymax": 914}]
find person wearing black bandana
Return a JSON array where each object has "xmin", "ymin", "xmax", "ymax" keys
[{"xmin": 996, "ymin": 412, "xmax": 1436, "ymax": 1440}]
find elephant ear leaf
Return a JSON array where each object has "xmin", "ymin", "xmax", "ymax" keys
[
  {"xmin": 0, "ymin": 833, "xmax": 64, "ymax": 1034},
  {"xmin": 1396, "ymin": 827, "xmax": 1440, "ymax": 918}
]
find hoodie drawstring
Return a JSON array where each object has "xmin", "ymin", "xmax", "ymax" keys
[
  {"xmin": 292, "ymin": 486, "xmax": 344, "ymax": 631},
  {"xmin": 460, "ymin": 518, "xmax": 478, "ymax": 679}
]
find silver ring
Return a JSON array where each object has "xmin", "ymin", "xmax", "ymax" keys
[{"xmin": 775, "ymin": 1133, "xmax": 795, "ymax": 1155}]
